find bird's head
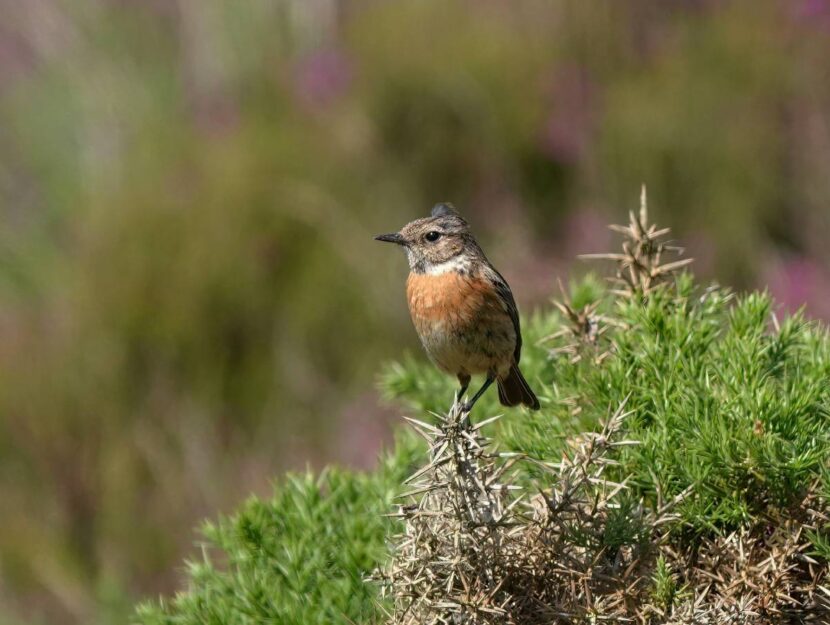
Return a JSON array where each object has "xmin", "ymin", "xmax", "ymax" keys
[{"xmin": 374, "ymin": 203, "xmax": 477, "ymax": 274}]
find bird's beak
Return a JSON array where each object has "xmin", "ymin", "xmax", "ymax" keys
[{"xmin": 374, "ymin": 232, "xmax": 406, "ymax": 245}]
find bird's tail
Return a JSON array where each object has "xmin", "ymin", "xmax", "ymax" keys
[{"xmin": 497, "ymin": 364, "xmax": 540, "ymax": 410}]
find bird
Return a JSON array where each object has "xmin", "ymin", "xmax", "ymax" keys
[{"xmin": 375, "ymin": 203, "xmax": 540, "ymax": 413}]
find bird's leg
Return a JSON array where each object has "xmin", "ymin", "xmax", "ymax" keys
[
  {"xmin": 455, "ymin": 373, "xmax": 471, "ymax": 406},
  {"xmin": 461, "ymin": 375, "xmax": 495, "ymax": 413}
]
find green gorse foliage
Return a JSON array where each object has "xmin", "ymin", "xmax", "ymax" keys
[
  {"xmin": 6, "ymin": 3, "xmax": 830, "ymax": 620},
  {"xmin": 650, "ymin": 555, "xmax": 688, "ymax": 612},
  {"xmin": 137, "ymin": 213, "xmax": 830, "ymax": 622},
  {"xmin": 135, "ymin": 447, "xmax": 418, "ymax": 625},
  {"xmin": 387, "ymin": 278, "xmax": 830, "ymax": 539}
]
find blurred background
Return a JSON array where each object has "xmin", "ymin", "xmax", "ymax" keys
[{"xmin": 0, "ymin": 1, "xmax": 829, "ymax": 623}]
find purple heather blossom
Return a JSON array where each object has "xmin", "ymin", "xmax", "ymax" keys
[
  {"xmin": 293, "ymin": 47, "xmax": 353, "ymax": 110},
  {"xmin": 797, "ymin": 0, "xmax": 829, "ymax": 16},
  {"xmin": 766, "ymin": 255, "xmax": 830, "ymax": 321},
  {"xmin": 791, "ymin": 0, "xmax": 830, "ymax": 22}
]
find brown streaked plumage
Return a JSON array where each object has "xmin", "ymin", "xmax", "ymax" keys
[{"xmin": 375, "ymin": 203, "xmax": 540, "ymax": 413}]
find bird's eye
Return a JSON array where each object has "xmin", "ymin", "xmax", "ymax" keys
[{"xmin": 425, "ymin": 231, "xmax": 441, "ymax": 242}]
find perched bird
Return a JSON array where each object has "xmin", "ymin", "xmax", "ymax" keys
[{"xmin": 375, "ymin": 203, "xmax": 540, "ymax": 412}]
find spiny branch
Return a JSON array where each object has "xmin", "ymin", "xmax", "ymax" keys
[{"xmin": 580, "ymin": 185, "xmax": 693, "ymax": 297}]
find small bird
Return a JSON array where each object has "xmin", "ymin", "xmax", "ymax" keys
[{"xmin": 375, "ymin": 203, "xmax": 540, "ymax": 413}]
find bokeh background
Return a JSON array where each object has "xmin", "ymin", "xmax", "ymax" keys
[{"xmin": 1, "ymin": 1, "xmax": 829, "ymax": 623}]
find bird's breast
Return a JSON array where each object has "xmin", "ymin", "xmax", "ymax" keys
[
  {"xmin": 406, "ymin": 269, "xmax": 515, "ymax": 374},
  {"xmin": 407, "ymin": 270, "xmax": 486, "ymax": 330}
]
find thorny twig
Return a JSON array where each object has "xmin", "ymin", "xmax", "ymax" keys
[{"xmin": 580, "ymin": 185, "xmax": 693, "ymax": 297}]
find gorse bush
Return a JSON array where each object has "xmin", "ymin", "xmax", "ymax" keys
[
  {"xmin": 137, "ymin": 206, "xmax": 830, "ymax": 623},
  {"xmin": 6, "ymin": 3, "xmax": 830, "ymax": 621},
  {"xmin": 386, "ymin": 216, "xmax": 830, "ymax": 540},
  {"xmin": 135, "ymin": 449, "xmax": 418, "ymax": 625}
]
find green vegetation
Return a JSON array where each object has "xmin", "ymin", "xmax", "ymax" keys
[
  {"xmin": 3, "ymin": 2, "xmax": 830, "ymax": 622},
  {"xmin": 386, "ymin": 281, "xmax": 830, "ymax": 540},
  {"xmin": 137, "ymin": 215, "xmax": 830, "ymax": 622},
  {"xmin": 136, "ymin": 451, "xmax": 417, "ymax": 625}
]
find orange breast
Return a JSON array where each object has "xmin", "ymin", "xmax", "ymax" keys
[
  {"xmin": 406, "ymin": 271, "xmax": 493, "ymax": 333},
  {"xmin": 406, "ymin": 269, "xmax": 516, "ymax": 375}
]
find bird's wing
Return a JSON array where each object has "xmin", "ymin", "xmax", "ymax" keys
[{"xmin": 487, "ymin": 266, "xmax": 522, "ymax": 364}]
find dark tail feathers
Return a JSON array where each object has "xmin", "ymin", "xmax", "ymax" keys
[{"xmin": 497, "ymin": 364, "xmax": 540, "ymax": 410}]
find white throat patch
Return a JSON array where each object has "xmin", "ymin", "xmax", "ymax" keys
[{"xmin": 425, "ymin": 256, "xmax": 470, "ymax": 276}]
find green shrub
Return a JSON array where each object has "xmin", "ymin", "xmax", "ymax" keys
[
  {"xmin": 137, "ymin": 215, "xmax": 830, "ymax": 622},
  {"xmin": 134, "ymin": 442, "xmax": 418, "ymax": 625},
  {"xmin": 384, "ymin": 279, "xmax": 830, "ymax": 534}
]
